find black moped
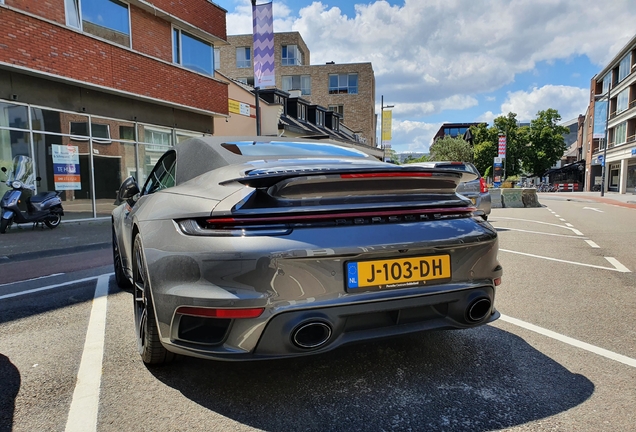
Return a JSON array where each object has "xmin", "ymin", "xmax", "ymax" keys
[{"xmin": 1, "ymin": 155, "xmax": 64, "ymax": 233}]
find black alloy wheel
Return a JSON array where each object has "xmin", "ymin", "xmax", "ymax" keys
[
  {"xmin": 112, "ymin": 227, "xmax": 132, "ymax": 290},
  {"xmin": 133, "ymin": 235, "xmax": 174, "ymax": 365},
  {"xmin": 44, "ymin": 214, "xmax": 61, "ymax": 229}
]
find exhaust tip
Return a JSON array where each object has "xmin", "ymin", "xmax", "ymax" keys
[
  {"xmin": 292, "ymin": 321, "xmax": 332, "ymax": 349},
  {"xmin": 466, "ymin": 298, "xmax": 492, "ymax": 322}
]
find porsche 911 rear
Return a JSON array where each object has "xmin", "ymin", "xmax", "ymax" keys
[{"xmin": 143, "ymin": 162, "xmax": 502, "ymax": 361}]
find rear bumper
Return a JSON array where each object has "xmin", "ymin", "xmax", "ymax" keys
[{"xmin": 159, "ymin": 284, "xmax": 498, "ymax": 361}]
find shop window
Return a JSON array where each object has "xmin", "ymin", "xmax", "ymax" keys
[
  {"xmin": 119, "ymin": 125, "xmax": 135, "ymax": 141},
  {"xmin": 65, "ymin": 0, "xmax": 131, "ymax": 47},
  {"xmin": 0, "ymin": 102, "xmax": 29, "ymax": 130},
  {"xmin": 173, "ymin": 28, "xmax": 214, "ymax": 75},
  {"xmin": 69, "ymin": 122, "xmax": 111, "ymax": 143}
]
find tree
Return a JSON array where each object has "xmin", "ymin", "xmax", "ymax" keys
[
  {"xmin": 428, "ymin": 135, "xmax": 473, "ymax": 162},
  {"xmin": 471, "ymin": 112, "xmax": 529, "ymax": 178},
  {"xmin": 522, "ymin": 109, "xmax": 569, "ymax": 176}
]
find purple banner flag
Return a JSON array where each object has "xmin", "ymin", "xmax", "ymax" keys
[{"xmin": 252, "ymin": 2, "xmax": 275, "ymax": 88}]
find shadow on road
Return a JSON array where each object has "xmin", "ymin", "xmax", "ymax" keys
[
  {"xmin": 0, "ymin": 354, "xmax": 20, "ymax": 432},
  {"xmin": 150, "ymin": 325, "xmax": 594, "ymax": 431}
]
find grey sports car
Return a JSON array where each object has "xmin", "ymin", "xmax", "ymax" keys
[{"xmin": 112, "ymin": 136, "xmax": 502, "ymax": 365}]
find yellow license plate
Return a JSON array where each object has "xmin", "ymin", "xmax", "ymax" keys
[{"xmin": 346, "ymin": 255, "xmax": 451, "ymax": 291}]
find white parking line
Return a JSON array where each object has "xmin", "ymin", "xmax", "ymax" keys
[
  {"xmin": 565, "ymin": 223, "xmax": 574, "ymax": 227},
  {"xmin": 555, "ymin": 214, "xmax": 561, "ymax": 217},
  {"xmin": 65, "ymin": 274, "xmax": 110, "ymax": 432},
  {"xmin": 493, "ymin": 217, "xmax": 584, "ymax": 236},
  {"xmin": 497, "ymin": 228, "xmax": 586, "ymax": 239},
  {"xmin": 559, "ymin": 218, "xmax": 566, "ymax": 221},
  {"xmin": 499, "ymin": 314, "xmax": 636, "ymax": 368},
  {"xmin": 585, "ymin": 240, "xmax": 600, "ymax": 248},
  {"xmin": 0, "ymin": 273, "xmax": 64, "ymax": 288},
  {"xmin": 0, "ymin": 274, "xmax": 112, "ymax": 300},
  {"xmin": 499, "ymin": 249, "xmax": 631, "ymax": 272}
]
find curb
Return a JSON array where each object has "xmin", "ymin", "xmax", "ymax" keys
[{"xmin": 0, "ymin": 242, "xmax": 110, "ymax": 263}]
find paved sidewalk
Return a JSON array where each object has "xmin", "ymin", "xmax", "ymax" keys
[
  {"xmin": 0, "ymin": 218, "xmax": 111, "ymax": 262},
  {"xmin": 537, "ymin": 191, "xmax": 636, "ymax": 209}
]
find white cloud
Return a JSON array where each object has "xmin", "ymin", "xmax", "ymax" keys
[
  {"xmin": 389, "ymin": 120, "xmax": 441, "ymax": 153},
  {"xmin": 499, "ymin": 85, "xmax": 588, "ymax": 122}
]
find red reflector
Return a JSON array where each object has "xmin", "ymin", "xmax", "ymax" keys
[
  {"xmin": 340, "ymin": 172, "xmax": 433, "ymax": 178},
  {"xmin": 494, "ymin": 277, "xmax": 502, "ymax": 286},
  {"xmin": 176, "ymin": 306, "xmax": 264, "ymax": 319}
]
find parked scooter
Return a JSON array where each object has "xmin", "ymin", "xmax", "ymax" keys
[{"xmin": 0, "ymin": 155, "xmax": 64, "ymax": 233}]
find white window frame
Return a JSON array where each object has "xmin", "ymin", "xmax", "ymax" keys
[
  {"xmin": 602, "ymin": 73, "xmax": 612, "ymax": 94},
  {"xmin": 236, "ymin": 47, "xmax": 251, "ymax": 68},
  {"xmin": 143, "ymin": 126, "xmax": 173, "ymax": 151},
  {"xmin": 329, "ymin": 73, "xmax": 358, "ymax": 95},
  {"xmin": 298, "ymin": 104, "xmax": 306, "ymax": 121},
  {"xmin": 616, "ymin": 89, "xmax": 629, "ymax": 114},
  {"xmin": 172, "ymin": 27, "xmax": 214, "ymax": 76},
  {"xmin": 214, "ymin": 48, "xmax": 220, "ymax": 71},
  {"xmin": 64, "ymin": 0, "xmax": 132, "ymax": 48},
  {"xmin": 615, "ymin": 121, "xmax": 627, "ymax": 145},
  {"xmin": 282, "ymin": 45, "xmax": 302, "ymax": 66},
  {"xmin": 618, "ymin": 53, "xmax": 631, "ymax": 83},
  {"xmin": 282, "ymin": 75, "xmax": 311, "ymax": 95},
  {"xmin": 69, "ymin": 121, "xmax": 112, "ymax": 144}
]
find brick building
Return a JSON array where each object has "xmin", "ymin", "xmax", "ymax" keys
[
  {"xmin": 0, "ymin": 0, "xmax": 229, "ymax": 219},
  {"xmin": 216, "ymin": 32, "xmax": 377, "ymax": 147},
  {"xmin": 584, "ymin": 33, "xmax": 636, "ymax": 194}
]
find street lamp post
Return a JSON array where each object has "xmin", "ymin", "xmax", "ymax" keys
[{"xmin": 380, "ymin": 95, "xmax": 394, "ymax": 161}]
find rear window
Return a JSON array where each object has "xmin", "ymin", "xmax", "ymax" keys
[{"xmin": 221, "ymin": 141, "xmax": 369, "ymax": 158}]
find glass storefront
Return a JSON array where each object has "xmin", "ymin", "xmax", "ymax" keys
[
  {"xmin": 628, "ymin": 161, "xmax": 636, "ymax": 194},
  {"xmin": 0, "ymin": 100, "xmax": 209, "ymax": 220}
]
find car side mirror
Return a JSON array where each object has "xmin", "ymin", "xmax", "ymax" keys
[{"xmin": 115, "ymin": 176, "xmax": 140, "ymax": 205}]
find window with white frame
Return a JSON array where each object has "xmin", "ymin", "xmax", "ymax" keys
[
  {"xmin": 236, "ymin": 47, "xmax": 251, "ymax": 68},
  {"xmin": 316, "ymin": 110, "xmax": 324, "ymax": 126},
  {"xmin": 282, "ymin": 75, "xmax": 311, "ymax": 95},
  {"xmin": 614, "ymin": 121, "xmax": 627, "ymax": 145},
  {"xmin": 214, "ymin": 48, "xmax": 220, "ymax": 70},
  {"xmin": 602, "ymin": 73, "xmax": 612, "ymax": 94},
  {"xmin": 65, "ymin": 0, "xmax": 131, "ymax": 47},
  {"xmin": 298, "ymin": 104, "xmax": 306, "ymax": 121},
  {"xmin": 328, "ymin": 105, "xmax": 344, "ymax": 117},
  {"xmin": 143, "ymin": 126, "xmax": 172, "ymax": 151},
  {"xmin": 282, "ymin": 45, "xmax": 302, "ymax": 66},
  {"xmin": 618, "ymin": 53, "xmax": 631, "ymax": 82},
  {"xmin": 173, "ymin": 28, "xmax": 213, "ymax": 75},
  {"xmin": 329, "ymin": 74, "xmax": 358, "ymax": 94},
  {"xmin": 616, "ymin": 89, "xmax": 629, "ymax": 114}
]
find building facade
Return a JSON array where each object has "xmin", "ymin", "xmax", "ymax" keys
[
  {"xmin": 0, "ymin": 0, "xmax": 229, "ymax": 219},
  {"xmin": 216, "ymin": 32, "xmax": 376, "ymax": 148},
  {"xmin": 585, "ymin": 34, "xmax": 636, "ymax": 194}
]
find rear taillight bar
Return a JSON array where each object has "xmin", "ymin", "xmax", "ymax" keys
[
  {"xmin": 204, "ymin": 207, "xmax": 476, "ymax": 225},
  {"xmin": 480, "ymin": 178, "xmax": 488, "ymax": 193},
  {"xmin": 340, "ymin": 172, "xmax": 433, "ymax": 178}
]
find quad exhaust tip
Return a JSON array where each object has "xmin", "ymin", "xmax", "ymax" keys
[
  {"xmin": 466, "ymin": 298, "xmax": 492, "ymax": 322},
  {"xmin": 292, "ymin": 321, "xmax": 332, "ymax": 349}
]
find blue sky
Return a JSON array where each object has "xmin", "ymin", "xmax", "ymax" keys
[{"xmin": 213, "ymin": 0, "xmax": 636, "ymax": 153}]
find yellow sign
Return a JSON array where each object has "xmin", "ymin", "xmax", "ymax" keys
[
  {"xmin": 382, "ymin": 110, "xmax": 392, "ymax": 143},
  {"xmin": 229, "ymin": 99, "xmax": 241, "ymax": 114}
]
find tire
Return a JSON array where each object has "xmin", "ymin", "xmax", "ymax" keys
[
  {"xmin": 44, "ymin": 214, "xmax": 61, "ymax": 229},
  {"xmin": 0, "ymin": 218, "xmax": 9, "ymax": 234},
  {"xmin": 133, "ymin": 235, "xmax": 175, "ymax": 365},
  {"xmin": 112, "ymin": 227, "xmax": 132, "ymax": 290}
]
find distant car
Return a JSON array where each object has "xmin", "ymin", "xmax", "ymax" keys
[
  {"xmin": 409, "ymin": 161, "xmax": 491, "ymax": 220},
  {"xmin": 112, "ymin": 137, "xmax": 502, "ymax": 365}
]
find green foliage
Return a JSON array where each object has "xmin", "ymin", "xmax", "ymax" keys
[
  {"xmin": 429, "ymin": 135, "xmax": 473, "ymax": 162},
  {"xmin": 522, "ymin": 108, "xmax": 569, "ymax": 176},
  {"xmin": 385, "ymin": 148, "xmax": 399, "ymax": 164},
  {"xmin": 403, "ymin": 154, "xmax": 430, "ymax": 164}
]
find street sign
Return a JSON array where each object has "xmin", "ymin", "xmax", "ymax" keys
[
  {"xmin": 498, "ymin": 135, "xmax": 506, "ymax": 158},
  {"xmin": 494, "ymin": 157, "xmax": 502, "ymax": 164},
  {"xmin": 631, "ymin": 148, "xmax": 636, "ymax": 155}
]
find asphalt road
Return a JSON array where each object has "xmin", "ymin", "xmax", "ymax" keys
[{"xmin": 0, "ymin": 199, "xmax": 635, "ymax": 432}]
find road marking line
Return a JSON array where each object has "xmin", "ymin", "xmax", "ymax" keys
[
  {"xmin": 65, "ymin": 274, "xmax": 110, "ymax": 432},
  {"xmin": 0, "ymin": 273, "xmax": 113, "ymax": 300},
  {"xmin": 499, "ymin": 249, "xmax": 627, "ymax": 272},
  {"xmin": 499, "ymin": 314, "xmax": 636, "ymax": 368},
  {"xmin": 559, "ymin": 218, "xmax": 566, "ymax": 221},
  {"xmin": 496, "ymin": 227, "xmax": 586, "ymax": 239},
  {"xmin": 585, "ymin": 240, "xmax": 600, "ymax": 248},
  {"xmin": 565, "ymin": 223, "xmax": 574, "ymax": 227},
  {"xmin": 555, "ymin": 214, "xmax": 561, "ymax": 217},
  {"xmin": 605, "ymin": 257, "xmax": 631, "ymax": 272},
  {"xmin": 495, "ymin": 217, "xmax": 584, "ymax": 236},
  {"xmin": 0, "ymin": 273, "xmax": 65, "ymax": 288},
  {"xmin": 583, "ymin": 207, "xmax": 604, "ymax": 213}
]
